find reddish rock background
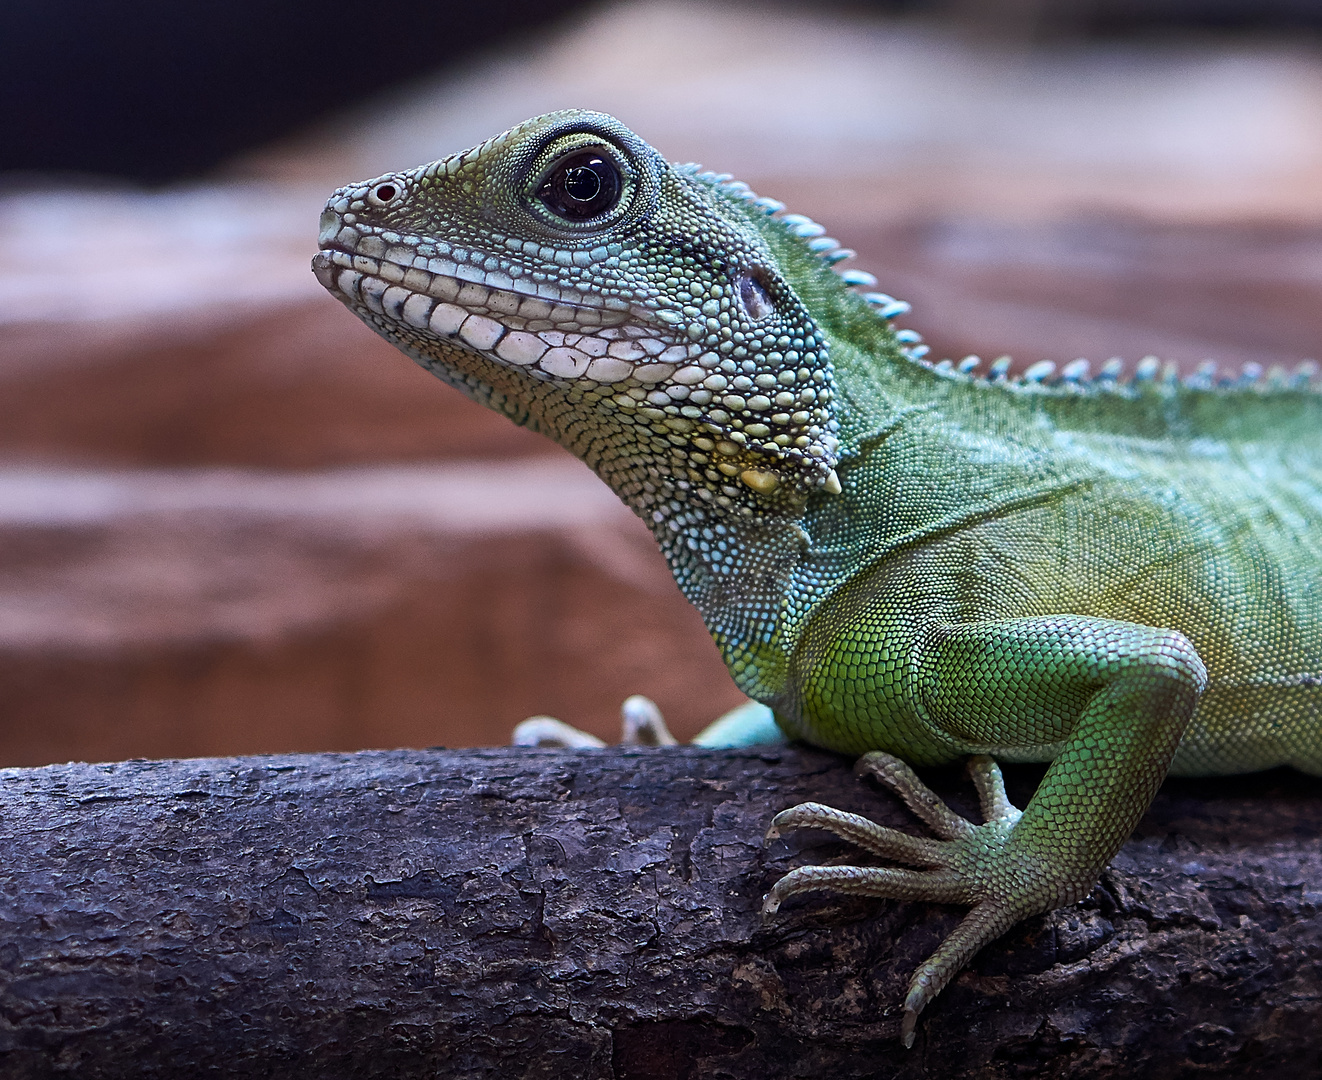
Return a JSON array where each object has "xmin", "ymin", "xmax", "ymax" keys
[{"xmin": 3, "ymin": 2, "xmax": 1320, "ymax": 768}]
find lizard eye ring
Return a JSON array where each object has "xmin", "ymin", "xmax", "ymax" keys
[
  {"xmin": 367, "ymin": 180, "xmax": 404, "ymax": 208},
  {"xmin": 536, "ymin": 149, "xmax": 622, "ymax": 221}
]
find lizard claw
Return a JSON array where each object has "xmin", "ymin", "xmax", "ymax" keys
[
  {"xmin": 510, "ymin": 716, "xmax": 607, "ymax": 748},
  {"xmin": 511, "ymin": 695, "xmax": 678, "ymax": 747},
  {"xmin": 620, "ymin": 695, "xmax": 679, "ymax": 746}
]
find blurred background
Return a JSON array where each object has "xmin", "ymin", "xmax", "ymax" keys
[{"xmin": 1, "ymin": 0, "xmax": 1320, "ymax": 766}]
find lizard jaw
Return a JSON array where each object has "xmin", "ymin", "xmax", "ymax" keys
[{"xmin": 313, "ymin": 246, "xmax": 694, "ymax": 385}]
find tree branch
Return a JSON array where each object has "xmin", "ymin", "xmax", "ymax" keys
[{"xmin": 0, "ymin": 746, "xmax": 1317, "ymax": 1077}]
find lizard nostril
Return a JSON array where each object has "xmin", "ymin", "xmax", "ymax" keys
[{"xmin": 367, "ymin": 181, "xmax": 403, "ymax": 208}]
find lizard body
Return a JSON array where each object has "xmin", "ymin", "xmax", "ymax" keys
[{"xmin": 312, "ymin": 111, "xmax": 1322, "ymax": 1044}]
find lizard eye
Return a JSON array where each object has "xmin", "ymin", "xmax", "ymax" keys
[
  {"xmin": 367, "ymin": 180, "xmax": 403, "ymax": 208},
  {"xmin": 536, "ymin": 150, "xmax": 622, "ymax": 221}
]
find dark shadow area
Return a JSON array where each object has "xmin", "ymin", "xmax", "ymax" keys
[
  {"xmin": 0, "ymin": 0, "xmax": 593, "ymax": 181},
  {"xmin": 4, "ymin": 0, "xmax": 1321, "ymax": 182}
]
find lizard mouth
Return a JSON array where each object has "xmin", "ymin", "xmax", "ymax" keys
[{"xmin": 312, "ymin": 246, "xmax": 701, "ymax": 384}]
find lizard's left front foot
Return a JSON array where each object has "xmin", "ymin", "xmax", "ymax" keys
[
  {"xmin": 511, "ymin": 695, "xmax": 677, "ymax": 748},
  {"xmin": 764, "ymin": 752, "xmax": 1055, "ymax": 1047}
]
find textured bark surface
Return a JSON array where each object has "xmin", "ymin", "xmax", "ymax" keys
[{"xmin": 1, "ymin": 746, "xmax": 1319, "ymax": 1078}]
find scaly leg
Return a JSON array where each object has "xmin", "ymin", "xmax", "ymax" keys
[{"xmin": 766, "ymin": 614, "xmax": 1205, "ymax": 1046}]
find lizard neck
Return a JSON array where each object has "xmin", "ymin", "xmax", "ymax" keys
[
  {"xmin": 540, "ymin": 377, "xmax": 821, "ymax": 622},
  {"xmin": 500, "ymin": 374, "xmax": 829, "ymax": 701},
  {"xmin": 633, "ymin": 471, "xmax": 812, "ymax": 703}
]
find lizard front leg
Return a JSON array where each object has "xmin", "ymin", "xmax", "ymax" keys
[{"xmin": 768, "ymin": 615, "xmax": 1207, "ymax": 1045}]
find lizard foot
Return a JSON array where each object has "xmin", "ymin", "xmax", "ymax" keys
[
  {"xmin": 763, "ymin": 751, "xmax": 1030, "ymax": 1047},
  {"xmin": 511, "ymin": 695, "xmax": 677, "ymax": 748}
]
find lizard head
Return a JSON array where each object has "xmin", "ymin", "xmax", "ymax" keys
[{"xmin": 313, "ymin": 110, "xmax": 842, "ymax": 518}]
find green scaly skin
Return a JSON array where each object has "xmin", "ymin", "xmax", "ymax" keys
[{"xmin": 312, "ymin": 111, "xmax": 1322, "ymax": 1046}]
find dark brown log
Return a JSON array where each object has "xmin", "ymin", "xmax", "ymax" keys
[{"xmin": 0, "ymin": 745, "xmax": 1318, "ymax": 1078}]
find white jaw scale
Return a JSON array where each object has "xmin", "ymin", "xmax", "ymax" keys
[{"xmin": 313, "ymin": 245, "xmax": 698, "ymax": 385}]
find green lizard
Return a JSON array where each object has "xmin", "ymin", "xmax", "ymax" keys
[{"xmin": 311, "ymin": 110, "xmax": 1322, "ymax": 1046}]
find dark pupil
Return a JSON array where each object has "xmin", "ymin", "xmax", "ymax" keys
[
  {"xmin": 563, "ymin": 166, "xmax": 601, "ymax": 202},
  {"xmin": 538, "ymin": 151, "xmax": 621, "ymax": 221},
  {"xmin": 375, "ymin": 184, "xmax": 396, "ymax": 201}
]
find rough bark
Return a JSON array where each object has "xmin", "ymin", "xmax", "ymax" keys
[{"xmin": 0, "ymin": 746, "xmax": 1318, "ymax": 1078}]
